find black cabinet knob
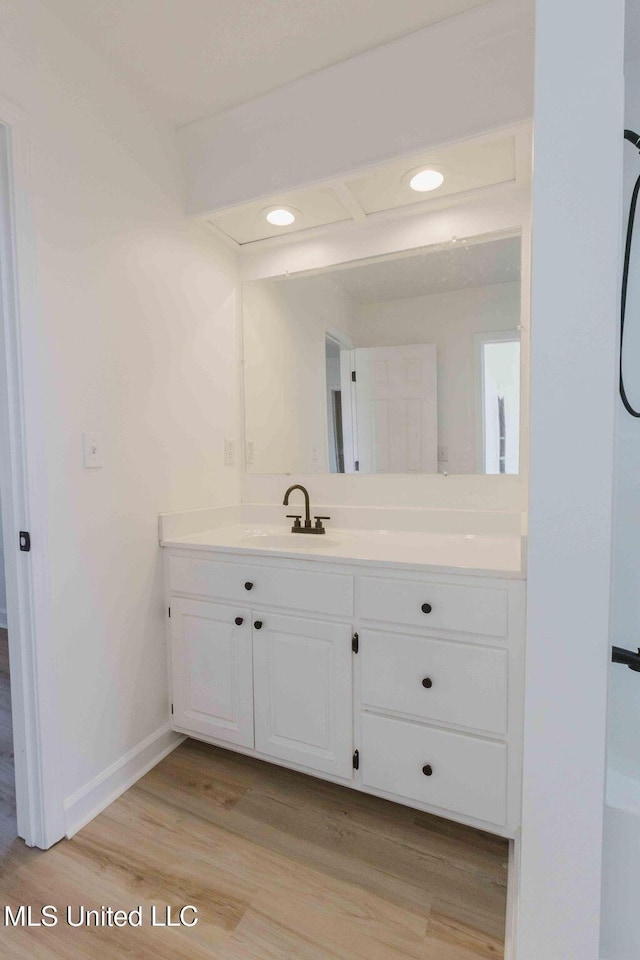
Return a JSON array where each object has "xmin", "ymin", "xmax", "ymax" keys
[
  {"xmin": 254, "ymin": 620, "xmax": 263, "ymax": 630},
  {"xmin": 421, "ymin": 603, "xmax": 432, "ymax": 614},
  {"xmin": 422, "ymin": 764, "xmax": 433, "ymax": 777},
  {"xmin": 244, "ymin": 581, "xmax": 254, "ymax": 591},
  {"xmin": 421, "ymin": 677, "xmax": 433, "ymax": 689},
  {"xmin": 235, "ymin": 617, "xmax": 244, "ymax": 626}
]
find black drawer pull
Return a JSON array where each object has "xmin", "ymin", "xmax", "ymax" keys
[
  {"xmin": 422, "ymin": 764, "xmax": 433, "ymax": 777},
  {"xmin": 421, "ymin": 677, "xmax": 433, "ymax": 689},
  {"xmin": 234, "ymin": 617, "xmax": 244, "ymax": 626},
  {"xmin": 254, "ymin": 620, "xmax": 263, "ymax": 630},
  {"xmin": 421, "ymin": 603, "xmax": 432, "ymax": 614},
  {"xmin": 244, "ymin": 581, "xmax": 254, "ymax": 591}
]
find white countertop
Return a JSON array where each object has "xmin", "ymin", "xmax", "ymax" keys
[{"xmin": 161, "ymin": 522, "xmax": 525, "ymax": 579}]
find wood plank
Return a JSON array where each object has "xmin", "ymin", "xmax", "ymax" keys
[
  {"xmin": 0, "ymin": 730, "xmax": 507, "ymax": 959},
  {"xmin": 0, "ymin": 627, "xmax": 17, "ymax": 852},
  {"xmin": 136, "ymin": 740, "xmax": 506, "ymax": 936}
]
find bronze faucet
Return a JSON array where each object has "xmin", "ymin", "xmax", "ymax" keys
[{"xmin": 282, "ymin": 485, "xmax": 330, "ymax": 535}]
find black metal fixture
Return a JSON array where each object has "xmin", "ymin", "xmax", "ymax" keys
[
  {"xmin": 620, "ymin": 130, "xmax": 640, "ymax": 417},
  {"xmin": 235, "ymin": 617, "xmax": 244, "ymax": 626},
  {"xmin": 421, "ymin": 603, "xmax": 432, "ymax": 614},
  {"xmin": 422, "ymin": 764, "xmax": 433, "ymax": 777},
  {"xmin": 254, "ymin": 620, "xmax": 263, "ymax": 630},
  {"xmin": 612, "ymin": 645, "xmax": 640, "ymax": 672},
  {"xmin": 282, "ymin": 484, "xmax": 330, "ymax": 534},
  {"xmin": 422, "ymin": 677, "xmax": 433, "ymax": 688},
  {"xmin": 244, "ymin": 581, "xmax": 253, "ymax": 591}
]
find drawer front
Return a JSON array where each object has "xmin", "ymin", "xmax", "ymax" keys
[
  {"xmin": 361, "ymin": 713, "xmax": 507, "ymax": 825},
  {"xmin": 168, "ymin": 556, "xmax": 353, "ymax": 617},
  {"xmin": 359, "ymin": 576, "xmax": 508, "ymax": 637},
  {"xmin": 360, "ymin": 630, "xmax": 508, "ymax": 734}
]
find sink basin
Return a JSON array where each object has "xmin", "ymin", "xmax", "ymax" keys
[{"xmin": 240, "ymin": 534, "xmax": 341, "ymax": 550}]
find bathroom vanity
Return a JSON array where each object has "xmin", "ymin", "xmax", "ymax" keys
[
  {"xmin": 161, "ymin": 212, "xmax": 528, "ymax": 841},
  {"xmin": 161, "ymin": 514, "xmax": 525, "ymax": 839}
]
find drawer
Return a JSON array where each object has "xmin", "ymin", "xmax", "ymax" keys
[
  {"xmin": 361, "ymin": 713, "xmax": 507, "ymax": 825},
  {"xmin": 360, "ymin": 630, "xmax": 508, "ymax": 734},
  {"xmin": 358, "ymin": 576, "xmax": 508, "ymax": 638},
  {"xmin": 168, "ymin": 556, "xmax": 354, "ymax": 617}
]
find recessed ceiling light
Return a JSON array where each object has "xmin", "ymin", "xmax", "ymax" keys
[
  {"xmin": 408, "ymin": 168, "xmax": 445, "ymax": 193},
  {"xmin": 265, "ymin": 208, "xmax": 296, "ymax": 226}
]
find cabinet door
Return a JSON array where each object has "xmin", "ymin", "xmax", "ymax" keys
[
  {"xmin": 253, "ymin": 613, "xmax": 353, "ymax": 779},
  {"xmin": 170, "ymin": 598, "xmax": 254, "ymax": 747}
]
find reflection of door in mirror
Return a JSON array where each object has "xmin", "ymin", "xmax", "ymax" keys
[
  {"xmin": 325, "ymin": 336, "xmax": 345, "ymax": 473},
  {"xmin": 353, "ymin": 344, "xmax": 438, "ymax": 474},
  {"xmin": 478, "ymin": 334, "xmax": 520, "ymax": 474}
]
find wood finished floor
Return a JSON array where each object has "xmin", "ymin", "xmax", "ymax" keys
[
  {"xmin": 0, "ymin": 629, "xmax": 16, "ymax": 857},
  {"xmin": 0, "ymin": 724, "xmax": 508, "ymax": 959}
]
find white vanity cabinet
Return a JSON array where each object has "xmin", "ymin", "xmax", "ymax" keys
[
  {"xmin": 164, "ymin": 546, "xmax": 525, "ymax": 838},
  {"xmin": 167, "ymin": 552, "xmax": 356, "ymax": 784},
  {"xmin": 355, "ymin": 569, "xmax": 524, "ymax": 833},
  {"xmin": 170, "ymin": 598, "xmax": 254, "ymax": 747},
  {"xmin": 253, "ymin": 612, "xmax": 353, "ymax": 778}
]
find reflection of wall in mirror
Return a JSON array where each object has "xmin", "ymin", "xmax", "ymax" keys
[
  {"xmin": 351, "ymin": 281, "xmax": 520, "ymax": 474},
  {"xmin": 243, "ymin": 278, "xmax": 354, "ymax": 473}
]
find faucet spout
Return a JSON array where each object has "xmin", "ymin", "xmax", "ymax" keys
[{"xmin": 282, "ymin": 484, "xmax": 311, "ymax": 528}]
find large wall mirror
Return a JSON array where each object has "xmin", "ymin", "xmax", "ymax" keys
[{"xmin": 242, "ymin": 232, "xmax": 522, "ymax": 475}]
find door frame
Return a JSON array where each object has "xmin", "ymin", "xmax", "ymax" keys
[
  {"xmin": 0, "ymin": 98, "xmax": 65, "ymax": 848},
  {"xmin": 473, "ymin": 330, "xmax": 521, "ymax": 474}
]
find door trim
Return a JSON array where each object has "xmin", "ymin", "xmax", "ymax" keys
[{"xmin": 0, "ymin": 98, "xmax": 65, "ymax": 847}]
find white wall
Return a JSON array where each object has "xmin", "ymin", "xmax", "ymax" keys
[
  {"xmin": 0, "ymin": 0, "xmax": 240, "ymax": 819},
  {"xmin": 607, "ymin": 55, "xmax": 640, "ymax": 784},
  {"xmin": 351, "ymin": 282, "xmax": 520, "ymax": 473},
  {"xmin": 179, "ymin": 0, "xmax": 534, "ymax": 216},
  {"xmin": 520, "ymin": 2, "xmax": 624, "ymax": 958},
  {"xmin": 600, "ymin": 50, "xmax": 640, "ymax": 960}
]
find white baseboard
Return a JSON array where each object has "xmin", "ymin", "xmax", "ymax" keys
[
  {"xmin": 64, "ymin": 723, "xmax": 185, "ymax": 838},
  {"xmin": 0, "ymin": 607, "xmax": 7, "ymax": 628}
]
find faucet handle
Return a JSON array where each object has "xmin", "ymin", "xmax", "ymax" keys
[
  {"xmin": 314, "ymin": 515, "xmax": 331, "ymax": 532},
  {"xmin": 286, "ymin": 514, "xmax": 302, "ymax": 530}
]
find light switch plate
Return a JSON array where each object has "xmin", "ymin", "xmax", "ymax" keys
[
  {"xmin": 83, "ymin": 432, "xmax": 103, "ymax": 468},
  {"xmin": 224, "ymin": 438, "xmax": 235, "ymax": 466}
]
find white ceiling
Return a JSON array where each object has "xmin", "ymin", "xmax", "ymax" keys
[
  {"xmin": 43, "ymin": 0, "xmax": 492, "ymax": 127},
  {"xmin": 314, "ymin": 235, "xmax": 521, "ymax": 304}
]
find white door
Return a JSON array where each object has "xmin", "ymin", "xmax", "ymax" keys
[
  {"xmin": 354, "ymin": 344, "xmax": 437, "ymax": 473},
  {"xmin": 170, "ymin": 598, "xmax": 254, "ymax": 747},
  {"xmin": 252, "ymin": 612, "xmax": 353, "ymax": 778}
]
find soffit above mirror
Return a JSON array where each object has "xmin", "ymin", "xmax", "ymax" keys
[{"xmin": 206, "ymin": 133, "xmax": 517, "ymax": 246}]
